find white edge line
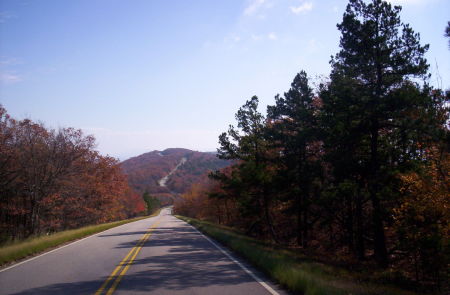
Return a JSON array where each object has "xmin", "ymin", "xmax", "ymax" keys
[
  {"xmin": 177, "ymin": 216, "xmax": 280, "ymax": 295},
  {"xmin": 0, "ymin": 212, "xmax": 163, "ymax": 273}
]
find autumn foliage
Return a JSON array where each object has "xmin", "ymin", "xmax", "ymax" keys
[
  {"xmin": 120, "ymin": 148, "xmax": 229, "ymax": 205},
  {"xmin": 392, "ymin": 146, "xmax": 449, "ymax": 286},
  {"xmin": 0, "ymin": 106, "xmax": 146, "ymax": 242},
  {"xmin": 175, "ymin": 87, "xmax": 449, "ymax": 293},
  {"xmin": 175, "ymin": 0, "xmax": 449, "ymax": 292}
]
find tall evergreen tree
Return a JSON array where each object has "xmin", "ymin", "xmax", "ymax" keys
[
  {"xmin": 319, "ymin": 75, "xmax": 369, "ymax": 259},
  {"xmin": 216, "ymin": 96, "xmax": 277, "ymax": 240},
  {"xmin": 324, "ymin": 0, "xmax": 431, "ymax": 267},
  {"xmin": 267, "ymin": 71, "xmax": 319, "ymax": 247}
]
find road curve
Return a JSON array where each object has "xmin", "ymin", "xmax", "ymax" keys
[{"xmin": 0, "ymin": 208, "xmax": 287, "ymax": 295}]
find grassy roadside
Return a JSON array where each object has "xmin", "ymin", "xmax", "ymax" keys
[
  {"xmin": 177, "ymin": 215, "xmax": 418, "ymax": 295},
  {"xmin": 0, "ymin": 209, "xmax": 161, "ymax": 267}
]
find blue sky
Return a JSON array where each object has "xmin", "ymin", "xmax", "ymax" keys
[{"xmin": 1, "ymin": 0, "xmax": 449, "ymax": 160}]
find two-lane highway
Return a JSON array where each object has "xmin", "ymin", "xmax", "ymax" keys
[{"xmin": 0, "ymin": 208, "xmax": 286, "ymax": 295}]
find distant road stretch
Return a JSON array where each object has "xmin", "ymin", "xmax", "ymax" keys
[{"xmin": 0, "ymin": 208, "xmax": 285, "ymax": 295}]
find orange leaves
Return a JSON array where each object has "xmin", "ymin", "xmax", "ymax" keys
[
  {"xmin": 393, "ymin": 147, "xmax": 450, "ymax": 282},
  {"xmin": 0, "ymin": 105, "xmax": 145, "ymax": 240}
]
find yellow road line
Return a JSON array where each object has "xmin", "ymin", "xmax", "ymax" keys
[
  {"xmin": 95, "ymin": 219, "xmax": 161, "ymax": 295},
  {"xmin": 94, "ymin": 245, "xmax": 140, "ymax": 295}
]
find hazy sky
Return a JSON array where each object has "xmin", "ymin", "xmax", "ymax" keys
[{"xmin": 1, "ymin": 0, "xmax": 449, "ymax": 160}]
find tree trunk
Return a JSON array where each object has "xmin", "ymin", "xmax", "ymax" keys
[
  {"xmin": 346, "ymin": 194, "xmax": 354, "ymax": 253},
  {"xmin": 370, "ymin": 122, "xmax": 388, "ymax": 267},
  {"xmin": 355, "ymin": 188, "xmax": 365, "ymax": 260},
  {"xmin": 302, "ymin": 203, "xmax": 308, "ymax": 248},
  {"xmin": 297, "ymin": 193, "xmax": 303, "ymax": 246},
  {"xmin": 224, "ymin": 199, "xmax": 231, "ymax": 224},
  {"xmin": 262, "ymin": 188, "xmax": 277, "ymax": 243}
]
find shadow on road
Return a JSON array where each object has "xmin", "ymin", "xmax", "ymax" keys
[
  {"xmin": 10, "ymin": 219, "xmax": 262, "ymax": 295},
  {"xmin": 10, "ymin": 280, "xmax": 102, "ymax": 295},
  {"xmin": 117, "ymin": 220, "xmax": 256, "ymax": 293}
]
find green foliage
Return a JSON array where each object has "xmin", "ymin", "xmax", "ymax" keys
[
  {"xmin": 204, "ymin": 0, "xmax": 449, "ymax": 291},
  {"xmin": 320, "ymin": 0, "xmax": 442, "ymax": 268},
  {"xmin": 142, "ymin": 191, "xmax": 161, "ymax": 215},
  {"xmin": 216, "ymin": 96, "xmax": 278, "ymax": 241},
  {"xmin": 267, "ymin": 70, "xmax": 321, "ymax": 247}
]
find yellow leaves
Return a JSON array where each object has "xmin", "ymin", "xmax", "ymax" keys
[{"xmin": 394, "ymin": 147, "xmax": 450, "ymax": 253}]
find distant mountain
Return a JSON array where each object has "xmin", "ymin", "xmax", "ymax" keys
[{"xmin": 120, "ymin": 148, "xmax": 230, "ymax": 205}]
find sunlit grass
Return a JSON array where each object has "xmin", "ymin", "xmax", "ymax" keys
[
  {"xmin": 0, "ymin": 210, "xmax": 160, "ymax": 267},
  {"xmin": 177, "ymin": 216, "xmax": 418, "ymax": 295}
]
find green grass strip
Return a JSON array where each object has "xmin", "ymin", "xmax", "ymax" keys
[
  {"xmin": 177, "ymin": 216, "xmax": 418, "ymax": 295},
  {"xmin": 0, "ymin": 210, "xmax": 161, "ymax": 267}
]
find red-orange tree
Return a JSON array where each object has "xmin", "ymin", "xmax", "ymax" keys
[{"xmin": 0, "ymin": 106, "xmax": 145, "ymax": 241}]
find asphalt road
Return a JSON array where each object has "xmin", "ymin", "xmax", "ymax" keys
[{"xmin": 0, "ymin": 208, "xmax": 286, "ymax": 295}]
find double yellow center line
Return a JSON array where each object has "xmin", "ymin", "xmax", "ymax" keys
[{"xmin": 95, "ymin": 219, "xmax": 161, "ymax": 295}]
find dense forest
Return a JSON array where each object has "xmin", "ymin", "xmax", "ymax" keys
[
  {"xmin": 0, "ymin": 106, "xmax": 146, "ymax": 242},
  {"xmin": 175, "ymin": 0, "xmax": 449, "ymax": 291}
]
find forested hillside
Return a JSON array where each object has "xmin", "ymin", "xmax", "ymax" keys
[
  {"xmin": 121, "ymin": 148, "xmax": 230, "ymax": 205},
  {"xmin": 175, "ymin": 0, "xmax": 449, "ymax": 292},
  {"xmin": 0, "ymin": 107, "xmax": 146, "ymax": 242}
]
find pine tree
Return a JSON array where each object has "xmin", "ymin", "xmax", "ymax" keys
[
  {"xmin": 267, "ymin": 71, "xmax": 319, "ymax": 247},
  {"xmin": 217, "ymin": 96, "xmax": 277, "ymax": 241},
  {"xmin": 324, "ymin": 0, "xmax": 431, "ymax": 267}
]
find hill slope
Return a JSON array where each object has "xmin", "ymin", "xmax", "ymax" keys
[{"xmin": 120, "ymin": 148, "xmax": 229, "ymax": 204}]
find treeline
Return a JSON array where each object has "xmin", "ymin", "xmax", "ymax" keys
[
  {"xmin": 175, "ymin": 0, "xmax": 449, "ymax": 290},
  {"xmin": 0, "ymin": 106, "xmax": 146, "ymax": 242}
]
